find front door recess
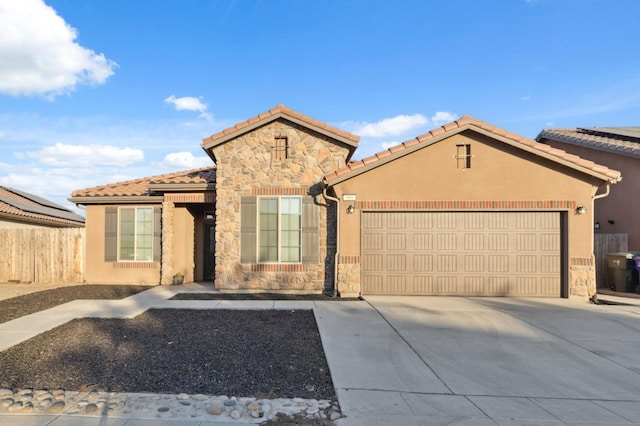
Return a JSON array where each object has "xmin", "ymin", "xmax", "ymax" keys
[{"xmin": 204, "ymin": 223, "xmax": 215, "ymax": 281}]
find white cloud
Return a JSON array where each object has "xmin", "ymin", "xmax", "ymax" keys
[
  {"xmin": 160, "ymin": 152, "xmax": 212, "ymax": 169},
  {"xmin": 431, "ymin": 111, "xmax": 459, "ymax": 127},
  {"xmin": 353, "ymin": 114, "xmax": 428, "ymax": 138},
  {"xmin": 165, "ymin": 95, "xmax": 213, "ymax": 120},
  {"xmin": 26, "ymin": 142, "xmax": 144, "ymax": 167},
  {"xmin": 0, "ymin": 0, "xmax": 117, "ymax": 98},
  {"xmin": 380, "ymin": 141, "xmax": 399, "ymax": 150}
]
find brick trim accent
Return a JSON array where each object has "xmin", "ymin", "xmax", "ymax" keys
[
  {"xmin": 164, "ymin": 192, "xmax": 215, "ymax": 203},
  {"xmin": 570, "ymin": 257, "xmax": 594, "ymax": 266},
  {"xmin": 250, "ymin": 264, "xmax": 306, "ymax": 272},
  {"xmin": 355, "ymin": 200, "xmax": 577, "ymax": 210},
  {"xmin": 112, "ymin": 262, "xmax": 160, "ymax": 269},
  {"xmin": 253, "ymin": 188, "xmax": 309, "ymax": 196},
  {"xmin": 339, "ymin": 255, "xmax": 360, "ymax": 264}
]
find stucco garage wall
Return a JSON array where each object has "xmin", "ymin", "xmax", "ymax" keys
[{"xmin": 332, "ymin": 130, "xmax": 603, "ymax": 298}]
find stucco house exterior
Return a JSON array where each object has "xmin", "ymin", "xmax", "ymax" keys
[
  {"xmin": 70, "ymin": 105, "xmax": 621, "ymax": 299},
  {"xmin": 536, "ymin": 126, "xmax": 640, "ymax": 249},
  {"xmin": 0, "ymin": 186, "xmax": 85, "ymax": 229}
]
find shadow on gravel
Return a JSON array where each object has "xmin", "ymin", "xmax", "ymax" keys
[{"xmin": 0, "ymin": 309, "xmax": 336, "ymax": 400}]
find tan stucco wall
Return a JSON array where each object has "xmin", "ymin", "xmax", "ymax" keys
[
  {"xmin": 84, "ymin": 204, "xmax": 160, "ymax": 284},
  {"xmin": 331, "ymin": 130, "xmax": 605, "ymax": 298},
  {"xmin": 0, "ymin": 219, "xmax": 59, "ymax": 229},
  {"xmin": 212, "ymin": 118, "xmax": 350, "ymax": 292},
  {"xmin": 540, "ymin": 138, "xmax": 640, "ymax": 250},
  {"xmin": 172, "ymin": 205, "xmax": 196, "ymax": 283}
]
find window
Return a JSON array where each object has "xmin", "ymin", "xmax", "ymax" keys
[
  {"xmin": 259, "ymin": 197, "xmax": 301, "ymax": 262},
  {"xmin": 119, "ymin": 207, "xmax": 154, "ymax": 261},
  {"xmin": 456, "ymin": 144, "xmax": 472, "ymax": 169},
  {"xmin": 273, "ymin": 136, "xmax": 289, "ymax": 161},
  {"xmin": 240, "ymin": 195, "xmax": 317, "ymax": 265}
]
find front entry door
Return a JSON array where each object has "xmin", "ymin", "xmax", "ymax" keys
[{"xmin": 204, "ymin": 223, "xmax": 215, "ymax": 281}]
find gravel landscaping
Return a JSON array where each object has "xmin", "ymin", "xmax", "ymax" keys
[
  {"xmin": 0, "ymin": 285, "xmax": 151, "ymax": 325},
  {"xmin": 0, "ymin": 309, "xmax": 336, "ymax": 401}
]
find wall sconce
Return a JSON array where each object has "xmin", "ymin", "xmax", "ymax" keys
[
  {"xmin": 347, "ymin": 205, "xmax": 355, "ymax": 214},
  {"xmin": 575, "ymin": 205, "xmax": 587, "ymax": 215},
  {"xmin": 594, "ymin": 222, "xmax": 600, "ymax": 229}
]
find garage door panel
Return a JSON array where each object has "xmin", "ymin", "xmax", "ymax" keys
[{"xmin": 362, "ymin": 212, "xmax": 561, "ymax": 297}]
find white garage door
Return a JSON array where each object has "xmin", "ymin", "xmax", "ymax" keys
[{"xmin": 361, "ymin": 212, "xmax": 561, "ymax": 296}]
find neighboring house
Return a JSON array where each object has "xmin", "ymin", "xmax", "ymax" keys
[
  {"xmin": 536, "ymin": 126, "xmax": 640, "ymax": 249},
  {"xmin": 0, "ymin": 186, "xmax": 85, "ymax": 229},
  {"xmin": 70, "ymin": 105, "xmax": 621, "ymax": 299}
]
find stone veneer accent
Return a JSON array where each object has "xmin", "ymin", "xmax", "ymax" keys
[
  {"xmin": 337, "ymin": 256, "xmax": 360, "ymax": 297},
  {"xmin": 569, "ymin": 256, "xmax": 596, "ymax": 298},
  {"xmin": 160, "ymin": 201, "xmax": 174, "ymax": 285},
  {"xmin": 212, "ymin": 119, "xmax": 351, "ymax": 292}
]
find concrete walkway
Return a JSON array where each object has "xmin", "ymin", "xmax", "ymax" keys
[{"xmin": 2, "ymin": 286, "xmax": 640, "ymax": 425}]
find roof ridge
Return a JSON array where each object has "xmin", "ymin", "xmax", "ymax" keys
[
  {"xmin": 71, "ymin": 166, "xmax": 216, "ymax": 197},
  {"xmin": 202, "ymin": 104, "xmax": 360, "ymax": 146}
]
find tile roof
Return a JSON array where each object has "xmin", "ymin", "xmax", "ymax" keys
[
  {"xmin": 536, "ymin": 127, "xmax": 640, "ymax": 159},
  {"xmin": 324, "ymin": 115, "xmax": 622, "ymax": 184},
  {"xmin": 202, "ymin": 104, "xmax": 360, "ymax": 149},
  {"xmin": 0, "ymin": 186, "xmax": 85, "ymax": 227},
  {"xmin": 71, "ymin": 167, "xmax": 216, "ymax": 198}
]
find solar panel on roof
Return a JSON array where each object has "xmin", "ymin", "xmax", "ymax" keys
[
  {"xmin": 0, "ymin": 196, "xmax": 84, "ymax": 223},
  {"xmin": 3, "ymin": 187, "xmax": 69, "ymax": 211}
]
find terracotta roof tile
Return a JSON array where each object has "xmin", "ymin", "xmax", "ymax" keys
[
  {"xmin": 325, "ymin": 115, "xmax": 622, "ymax": 184},
  {"xmin": 0, "ymin": 186, "xmax": 84, "ymax": 227},
  {"xmin": 202, "ymin": 104, "xmax": 360, "ymax": 147},
  {"xmin": 536, "ymin": 127, "xmax": 640, "ymax": 160},
  {"xmin": 72, "ymin": 167, "xmax": 216, "ymax": 198}
]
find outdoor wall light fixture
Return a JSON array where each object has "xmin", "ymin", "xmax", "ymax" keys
[
  {"xmin": 594, "ymin": 222, "xmax": 600, "ymax": 229},
  {"xmin": 347, "ymin": 205, "xmax": 355, "ymax": 214},
  {"xmin": 575, "ymin": 205, "xmax": 587, "ymax": 215}
]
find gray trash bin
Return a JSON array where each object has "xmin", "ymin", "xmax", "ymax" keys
[{"xmin": 607, "ymin": 252, "xmax": 640, "ymax": 292}]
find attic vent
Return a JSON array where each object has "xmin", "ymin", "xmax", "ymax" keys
[
  {"xmin": 273, "ymin": 136, "xmax": 289, "ymax": 161},
  {"xmin": 455, "ymin": 144, "xmax": 472, "ymax": 169}
]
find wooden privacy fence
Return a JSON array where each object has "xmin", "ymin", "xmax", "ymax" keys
[
  {"xmin": 0, "ymin": 228, "xmax": 85, "ymax": 284},
  {"xmin": 594, "ymin": 233, "xmax": 629, "ymax": 289}
]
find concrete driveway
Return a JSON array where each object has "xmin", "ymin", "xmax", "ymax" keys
[{"xmin": 316, "ymin": 296, "xmax": 640, "ymax": 425}]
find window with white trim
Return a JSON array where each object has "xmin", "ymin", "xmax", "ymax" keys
[
  {"xmin": 119, "ymin": 207, "xmax": 154, "ymax": 261},
  {"xmin": 259, "ymin": 196, "xmax": 301, "ymax": 263}
]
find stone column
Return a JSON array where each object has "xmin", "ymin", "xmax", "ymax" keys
[{"xmin": 160, "ymin": 200, "xmax": 175, "ymax": 285}]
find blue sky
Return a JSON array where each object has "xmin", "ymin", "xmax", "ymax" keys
[{"xmin": 1, "ymin": 0, "xmax": 639, "ymax": 212}]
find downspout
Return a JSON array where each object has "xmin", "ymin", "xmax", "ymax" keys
[
  {"xmin": 323, "ymin": 183, "xmax": 340, "ymax": 297},
  {"xmin": 589, "ymin": 183, "xmax": 612, "ymax": 303}
]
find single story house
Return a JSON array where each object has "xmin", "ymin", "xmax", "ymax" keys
[
  {"xmin": 70, "ymin": 105, "xmax": 621, "ymax": 299},
  {"xmin": 0, "ymin": 186, "xmax": 85, "ymax": 229},
  {"xmin": 536, "ymin": 126, "xmax": 640, "ymax": 249}
]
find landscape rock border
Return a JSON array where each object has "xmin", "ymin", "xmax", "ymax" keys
[{"xmin": 0, "ymin": 388, "xmax": 342, "ymax": 423}]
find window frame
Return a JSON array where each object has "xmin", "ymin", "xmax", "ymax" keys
[
  {"xmin": 117, "ymin": 206, "xmax": 154, "ymax": 262},
  {"xmin": 257, "ymin": 196, "xmax": 302, "ymax": 264},
  {"xmin": 455, "ymin": 143, "xmax": 472, "ymax": 169}
]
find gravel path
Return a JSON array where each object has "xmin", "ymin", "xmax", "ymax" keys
[
  {"xmin": 0, "ymin": 309, "xmax": 336, "ymax": 400},
  {"xmin": 0, "ymin": 285, "xmax": 151, "ymax": 325}
]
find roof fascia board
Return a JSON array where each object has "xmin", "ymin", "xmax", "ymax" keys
[
  {"xmin": 202, "ymin": 112, "xmax": 359, "ymax": 151},
  {"xmin": 326, "ymin": 124, "xmax": 620, "ymax": 187},
  {"xmin": 472, "ymin": 127, "xmax": 620, "ymax": 183},
  {"xmin": 69, "ymin": 196, "xmax": 164, "ymax": 205},
  {"xmin": 0, "ymin": 212, "xmax": 83, "ymax": 227},
  {"xmin": 536, "ymin": 131, "xmax": 640, "ymax": 161},
  {"xmin": 326, "ymin": 127, "xmax": 465, "ymax": 186}
]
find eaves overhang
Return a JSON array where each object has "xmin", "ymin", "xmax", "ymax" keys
[
  {"xmin": 147, "ymin": 183, "xmax": 216, "ymax": 192},
  {"xmin": 325, "ymin": 123, "xmax": 622, "ymax": 187},
  {"xmin": 69, "ymin": 196, "xmax": 164, "ymax": 206}
]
